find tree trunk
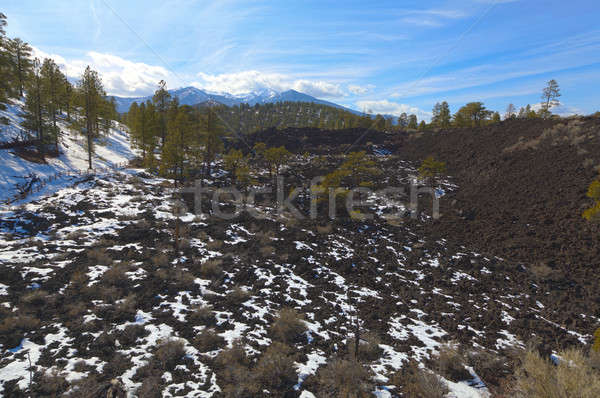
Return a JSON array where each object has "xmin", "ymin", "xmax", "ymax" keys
[{"xmin": 86, "ymin": 96, "xmax": 93, "ymax": 170}]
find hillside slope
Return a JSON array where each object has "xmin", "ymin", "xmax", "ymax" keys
[
  {"xmin": 0, "ymin": 99, "xmax": 137, "ymax": 204},
  {"xmin": 394, "ymin": 117, "xmax": 600, "ymax": 329}
]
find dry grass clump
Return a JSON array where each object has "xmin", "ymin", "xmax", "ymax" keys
[
  {"xmin": 270, "ymin": 307, "xmax": 307, "ymax": 344},
  {"xmin": 503, "ymin": 135, "xmax": 542, "ymax": 153},
  {"xmin": 540, "ymin": 119, "xmax": 588, "ymax": 147},
  {"xmin": 390, "ymin": 360, "xmax": 448, "ymax": 398},
  {"xmin": 529, "ymin": 263, "xmax": 556, "ymax": 281},
  {"xmin": 515, "ymin": 348, "xmax": 600, "ymax": 398},
  {"xmin": 315, "ymin": 358, "xmax": 374, "ymax": 398}
]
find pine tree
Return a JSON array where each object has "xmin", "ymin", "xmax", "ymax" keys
[
  {"xmin": 453, "ymin": 102, "xmax": 491, "ymax": 127},
  {"xmin": 264, "ymin": 146, "xmax": 292, "ymax": 180},
  {"xmin": 7, "ymin": 38, "xmax": 32, "ymax": 97},
  {"xmin": 200, "ymin": 107, "xmax": 226, "ymax": 180},
  {"xmin": 41, "ymin": 58, "xmax": 63, "ymax": 151},
  {"xmin": 431, "ymin": 102, "xmax": 442, "ymax": 127},
  {"xmin": 491, "ymin": 111, "xmax": 501, "ymax": 124},
  {"xmin": 153, "ymin": 80, "xmax": 171, "ymax": 148},
  {"xmin": 407, "ymin": 114, "xmax": 418, "ymax": 129},
  {"xmin": 505, "ymin": 104, "xmax": 516, "ymax": 119},
  {"xmin": 0, "ymin": 13, "xmax": 10, "ymax": 107},
  {"xmin": 77, "ymin": 66, "xmax": 105, "ymax": 169},
  {"xmin": 161, "ymin": 106, "xmax": 194, "ymax": 181},
  {"xmin": 541, "ymin": 79, "xmax": 561, "ymax": 117},
  {"xmin": 438, "ymin": 101, "xmax": 451, "ymax": 128},
  {"xmin": 21, "ymin": 58, "xmax": 47, "ymax": 151}
]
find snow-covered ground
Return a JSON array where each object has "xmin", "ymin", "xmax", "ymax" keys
[{"xmin": 0, "ymin": 98, "xmax": 137, "ymax": 204}]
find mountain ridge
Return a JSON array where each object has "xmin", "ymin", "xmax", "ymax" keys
[{"xmin": 109, "ymin": 86, "xmax": 362, "ymax": 115}]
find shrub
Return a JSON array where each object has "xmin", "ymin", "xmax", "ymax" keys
[
  {"xmin": 117, "ymin": 324, "xmax": 148, "ymax": 346},
  {"xmin": 214, "ymin": 341, "xmax": 250, "ymax": 370},
  {"xmin": 198, "ymin": 259, "xmax": 223, "ymax": 280},
  {"xmin": 206, "ymin": 239, "xmax": 224, "ymax": 251},
  {"xmin": 21, "ymin": 290, "xmax": 49, "ymax": 306},
  {"xmin": 418, "ymin": 156, "xmax": 446, "ymax": 183},
  {"xmin": 188, "ymin": 305, "xmax": 216, "ymax": 326},
  {"xmin": 102, "ymin": 265, "xmax": 129, "ymax": 288},
  {"xmin": 435, "ymin": 344, "xmax": 470, "ymax": 382},
  {"xmin": 154, "ymin": 339, "xmax": 186, "ymax": 371},
  {"xmin": 66, "ymin": 230, "xmax": 86, "ymax": 241},
  {"xmin": 103, "ymin": 352, "xmax": 132, "ymax": 379},
  {"xmin": 0, "ymin": 315, "xmax": 41, "ymax": 335},
  {"xmin": 515, "ymin": 348, "xmax": 600, "ymax": 398},
  {"xmin": 195, "ymin": 329, "xmax": 226, "ymax": 352},
  {"xmin": 391, "ymin": 360, "xmax": 448, "ymax": 398},
  {"xmin": 225, "ymin": 287, "xmax": 251, "ymax": 307},
  {"xmin": 316, "ymin": 358, "xmax": 374, "ymax": 398},
  {"xmin": 316, "ymin": 224, "xmax": 332, "ymax": 234},
  {"xmin": 111, "ymin": 294, "xmax": 138, "ymax": 321},
  {"xmin": 348, "ymin": 331, "xmax": 383, "ymax": 362},
  {"xmin": 86, "ymin": 248, "xmax": 112, "ymax": 265},
  {"xmin": 250, "ymin": 342, "xmax": 297, "ymax": 394},
  {"xmin": 65, "ymin": 375, "xmax": 104, "ymax": 398},
  {"xmin": 270, "ymin": 307, "xmax": 306, "ymax": 344},
  {"xmin": 33, "ymin": 370, "xmax": 69, "ymax": 396},
  {"xmin": 172, "ymin": 269, "xmax": 196, "ymax": 290},
  {"xmin": 259, "ymin": 245, "xmax": 276, "ymax": 257},
  {"xmin": 151, "ymin": 253, "xmax": 170, "ymax": 267},
  {"xmin": 136, "ymin": 376, "xmax": 162, "ymax": 398},
  {"xmin": 593, "ymin": 328, "xmax": 600, "ymax": 352}
]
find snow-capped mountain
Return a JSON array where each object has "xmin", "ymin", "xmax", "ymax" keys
[{"xmin": 109, "ymin": 87, "xmax": 359, "ymax": 114}]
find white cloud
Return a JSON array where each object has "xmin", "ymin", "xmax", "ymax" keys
[
  {"xmin": 348, "ymin": 84, "xmax": 375, "ymax": 95},
  {"xmin": 31, "ymin": 47, "xmax": 173, "ymax": 97},
  {"xmin": 531, "ymin": 102, "xmax": 584, "ymax": 117},
  {"xmin": 355, "ymin": 99, "xmax": 431, "ymax": 121},
  {"xmin": 193, "ymin": 70, "xmax": 345, "ymax": 98}
]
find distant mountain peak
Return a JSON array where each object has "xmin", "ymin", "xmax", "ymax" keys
[{"xmin": 109, "ymin": 86, "xmax": 360, "ymax": 115}]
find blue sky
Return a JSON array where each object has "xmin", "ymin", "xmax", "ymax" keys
[{"xmin": 3, "ymin": 0, "xmax": 599, "ymax": 119}]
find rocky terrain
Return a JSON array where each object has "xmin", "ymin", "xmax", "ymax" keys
[{"xmin": 1, "ymin": 119, "xmax": 598, "ymax": 396}]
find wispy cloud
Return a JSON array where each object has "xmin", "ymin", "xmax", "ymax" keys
[
  {"xmin": 398, "ymin": 7, "xmax": 467, "ymax": 27},
  {"xmin": 348, "ymin": 84, "xmax": 375, "ymax": 95}
]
